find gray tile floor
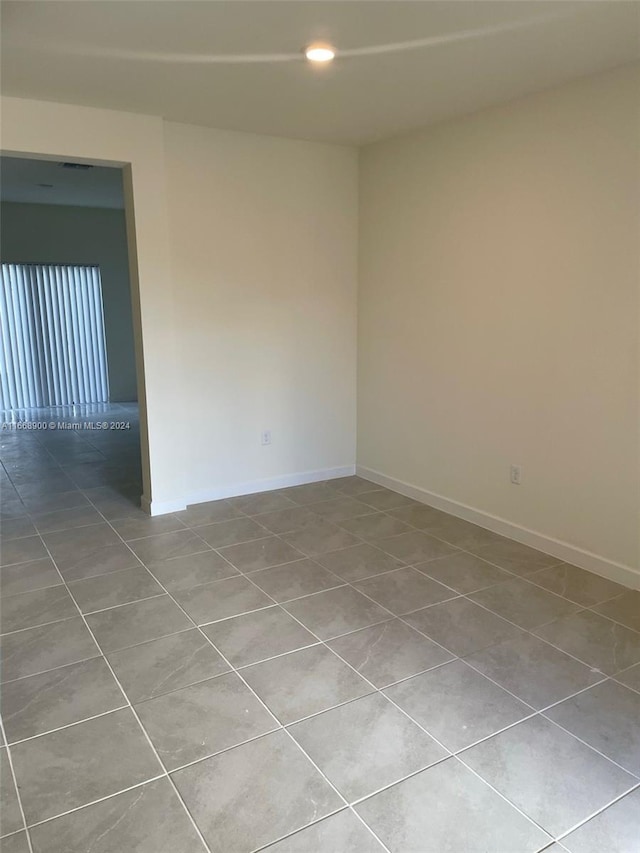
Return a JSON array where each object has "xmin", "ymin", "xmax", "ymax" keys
[{"xmin": 1, "ymin": 404, "xmax": 639, "ymax": 852}]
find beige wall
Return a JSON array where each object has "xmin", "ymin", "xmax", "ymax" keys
[
  {"xmin": 1, "ymin": 201, "xmax": 138, "ymax": 401},
  {"xmin": 0, "ymin": 97, "xmax": 358, "ymax": 511},
  {"xmin": 163, "ymin": 122, "xmax": 357, "ymax": 502},
  {"xmin": 3, "ymin": 66, "xmax": 637, "ymax": 581},
  {"xmin": 358, "ymin": 64, "xmax": 640, "ymax": 576},
  {"xmin": 1, "ymin": 97, "xmax": 190, "ymax": 510}
]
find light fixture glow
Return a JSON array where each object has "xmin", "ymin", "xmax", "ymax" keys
[{"xmin": 305, "ymin": 44, "xmax": 335, "ymax": 63}]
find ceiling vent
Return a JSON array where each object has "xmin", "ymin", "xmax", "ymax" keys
[{"xmin": 60, "ymin": 162, "xmax": 93, "ymax": 170}]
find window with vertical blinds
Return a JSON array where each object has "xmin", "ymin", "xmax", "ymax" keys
[{"xmin": 0, "ymin": 263, "xmax": 110, "ymax": 410}]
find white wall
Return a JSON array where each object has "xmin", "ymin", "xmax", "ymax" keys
[
  {"xmin": 3, "ymin": 67, "xmax": 637, "ymax": 583},
  {"xmin": 1, "ymin": 97, "xmax": 189, "ymax": 510},
  {"xmin": 163, "ymin": 122, "xmax": 357, "ymax": 501},
  {"xmin": 358, "ymin": 64, "xmax": 640, "ymax": 579},
  {"xmin": 1, "ymin": 201, "xmax": 138, "ymax": 401},
  {"xmin": 0, "ymin": 97, "xmax": 359, "ymax": 512}
]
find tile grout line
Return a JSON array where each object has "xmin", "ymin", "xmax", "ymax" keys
[
  {"xmin": 72, "ymin": 491, "xmax": 369, "ymax": 850},
  {"xmin": 202, "ymin": 501, "xmax": 571, "ymax": 844},
  {"xmin": 12, "ymin": 774, "xmax": 168, "ymax": 835},
  {"xmin": 552, "ymin": 779, "xmax": 640, "ymax": 844},
  {"xmin": 536, "ymin": 714, "xmax": 640, "ymax": 782},
  {"xmin": 8, "ymin": 486, "xmax": 633, "ymax": 757},
  {"xmin": 0, "ymin": 714, "xmax": 35, "ymax": 853},
  {"xmin": 71, "ymin": 483, "xmax": 457, "ymax": 848},
  {"xmin": 16, "ymin": 513, "xmax": 215, "ymax": 853},
  {"xmin": 246, "ymin": 504, "xmax": 624, "ymax": 730},
  {"xmin": 3, "ymin": 469, "xmax": 638, "ymax": 847},
  {"xmin": 241, "ymin": 495, "xmax": 640, "ymax": 840},
  {"xmin": 4, "ymin": 489, "xmax": 635, "ymax": 695},
  {"xmin": 102, "ymin": 497, "xmax": 409, "ymax": 850}
]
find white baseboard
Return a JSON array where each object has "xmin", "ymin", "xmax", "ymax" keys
[
  {"xmin": 141, "ymin": 493, "xmax": 187, "ymax": 516},
  {"xmin": 357, "ymin": 465, "xmax": 640, "ymax": 591},
  {"xmin": 145, "ymin": 465, "xmax": 356, "ymax": 518}
]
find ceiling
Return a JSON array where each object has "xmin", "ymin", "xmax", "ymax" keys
[
  {"xmin": 1, "ymin": 1, "xmax": 638, "ymax": 145},
  {"xmin": 1, "ymin": 157, "xmax": 124, "ymax": 208}
]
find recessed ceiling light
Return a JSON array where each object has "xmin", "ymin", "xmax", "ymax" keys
[{"xmin": 304, "ymin": 43, "xmax": 335, "ymax": 63}]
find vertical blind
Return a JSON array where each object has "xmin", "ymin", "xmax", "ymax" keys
[{"xmin": 0, "ymin": 263, "xmax": 110, "ymax": 410}]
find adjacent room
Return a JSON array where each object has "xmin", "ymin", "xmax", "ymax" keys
[
  {"xmin": 0, "ymin": 2, "xmax": 638, "ymax": 852},
  {"xmin": 0, "ymin": 156, "xmax": 143, "ymax": 509}
]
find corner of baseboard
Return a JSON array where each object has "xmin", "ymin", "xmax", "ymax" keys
[{"xmin": 142, "ymin": 494, "xmax": 187, "ymax": 517}]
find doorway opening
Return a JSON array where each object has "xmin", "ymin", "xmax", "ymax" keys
[{"xmin": 0, "ymin": 155, "xmax": 147, "ymax": 514}]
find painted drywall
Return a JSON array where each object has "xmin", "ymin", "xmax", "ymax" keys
[
  {"xmin": 1, "ymin": 201, "xmax": 138, "ymax": 401},
  {"xmin": 0, "ymin": 96, "xmax": 358, "ymax": 511},
  {"xmin": 358, "ymin": 64, "xmax": 640, "ymax": 574},
  {"xmin": 1, "ymin": 96, "xmax": 183, "ymax": 509},
  {"xmin": 163, "ymin": 121, "xmax": 358, "ymax": 501}
]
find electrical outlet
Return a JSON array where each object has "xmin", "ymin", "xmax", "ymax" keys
[
  {"xmin": 261, "ymin": 429, "xmax": 272, "ymax": 446},
  {"xmin": 510, "ymin": 464, "xmax": 522, "ymax": 485}
]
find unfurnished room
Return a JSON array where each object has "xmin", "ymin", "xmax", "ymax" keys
[{"xmin": 0, "ymin": 2, "xmax": 639, "ymax": 852}]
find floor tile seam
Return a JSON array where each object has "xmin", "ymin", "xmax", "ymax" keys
[
  {"xmin": 209, "ymin": 545, "xmax": 309, "ymax": 573},
  {"xmin": 0, "ymin": 714, "xmax": 36, "ymax": 853},
  {"xmin": 522, "ymin": 625, "xmax": 640, "ymax": 676},
  {"xmin": 394, "ymin": 611, "xmax": 590, "ymax": 714},
  {"xmin": 582, "ymin": 604, "xmax": 640, "ymax": 637},
  {"xmin": 460, "ymin": 652, "xmax": 608, "ymax": 712},
  {"xmin": 610, "ymin": 671, "xmax": 640, "ymax": 695},
  {"xmin": 17, "ymin": 774, "xmax": 167, "ymax": 836},
  {"xmin": 375, "ymin": 505, "xmax": 579, "ymax": 584},
  {"xmin": 456, "ymin": 570, "xmax": 592, "ymax": 611},
  {"xmin": 136, "ymin": 552, "xmax": 361, "ymax": 841},
  {"xmin": 82, "ymin": 492, "xmax": 368, "ymax": 845},
  {"xmin": 502, "ymin": 573, "xmax": 630, "ymax": 610},
  {"xmin": 285, "ymin": 695, "xmax": 541, "ymax": 765},
  {"xmin": 3, "ymin": 703, "xmax": 131, "ymax": 748},
  {"xmin": 258, "ymin": 559, "xmax": 474, "ymax": 769},
  {"xmin": 68, "ymin": 589, "xmax": 169, "ymax": 618},
  {"xmin": 514, "ymin": 572, "xmax": 632, "ymax": 610},
  {"xmin": 530, "ymin": 676, "xmax": 611, "ymax": 715},
  {"xmin": 0, "ymin": 554, "xmax": 54, "ymax": 571},
  {"xmin": 1, "ymin": 560, "xmax": 157, "ymax": 601},
  {"xmin": 26, "ymin": 482, "xmax": 634, "ymax": 846},
  {"xmin": 0, "ymin": 530, "xmax": 40, "ymax": 544},
  {"xmin": 251, "ymin": 522, "xmax": 540, "ymax": 730},
  {"xmin": 452, "ymin": 751, "xmax": 561, "ymax": 843},
  {"xmin": 270, "ymin": 504, "xmax": 551, "ymax": 596},
  {"xmin": 107, "ymin": 519, "xmax": 193, "ymax": 541},
  {"xmin": 0, "ymin": 650, "xmax": 104, "ymax": 687},
  {"xmin": 146, "ymin": 518, "xmax": 475, "ymax": 809},
  {"xmin": 248, "ymin": 805, "xmax": 359, "ymax": 853},
  {"xmin": 249, "ymin": 803, "xmax": 396, "ymax": 853},
  {"xmin": 450, "ymin": 592, "xmax": 610, "ymax": 661},
  {"xmin": 552, "ymin": 779, "xmax": 640, "ymax": 844},
  {"xmin": 105, "ymin": 612, "xmax": 456, "ymax": 702},
  {"xmin": 0, "ymin": 828, "xmax": 29, "ymax": 841},
  {"xmin": 0, "ymin": 613, "xmax": 80, "ymax": 638},
  {"xmin": 243, "ymin": 574, "xmax": 349, "ymax": 603},
  {"xmin": 349, "ymin": 561, "xmax": 467, "ymax": 597},
  {"xmin": 413, "ymin": 563, "xmax": 523, "ymax": 596},
  {"xmin": 19, "ymin": 515, "xmax": 214, "ymax": 853},
  {"xmin": 536, "ymin": 710, "xmax": 640, "ymax": 781},
  {"xmin": 266, "ymin": 523, "xmax": 438, "ymax": 630},
  {"xmin": 175, "ymin": 528, "xmax": 272, "ymax": 548},
  {"xmin": 32, "ymin": 518, "xmax": 110, "ymax": 536}
]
